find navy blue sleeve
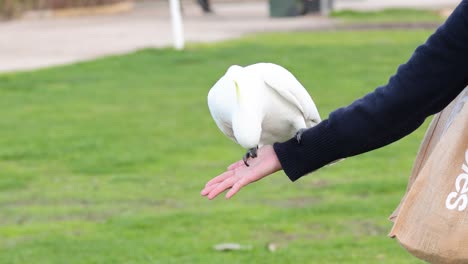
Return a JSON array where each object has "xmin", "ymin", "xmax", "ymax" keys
[{"xmin": 274, "ymin": 1, "xmax": 468, "ymax": 181}]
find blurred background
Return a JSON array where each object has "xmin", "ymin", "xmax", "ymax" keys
[{"xmin": 0, "ymin": 0, "xmax": 460, "ymax": 263}]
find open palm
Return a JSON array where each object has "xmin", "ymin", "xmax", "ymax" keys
[{"xmin": 201, "ymin": 145, "xmax": 282, "ymax": 200}]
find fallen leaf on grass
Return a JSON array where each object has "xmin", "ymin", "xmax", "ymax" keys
[{"xmin": 213, "ymin": 243, "xmax": 252, "ymax": 251}]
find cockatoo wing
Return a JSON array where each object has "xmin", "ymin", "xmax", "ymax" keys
[{"xmin": 256, "ymin": 63, "xmax": 321, "ymax": 124}]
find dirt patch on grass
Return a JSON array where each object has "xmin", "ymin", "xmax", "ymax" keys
[
  {"xmin": 309, "ymin": 179, "xmax": 330, "ymax": 189},
  {"xmin": 0, "ymin": 198, "xmax": 182, "ymax": 207},
  {"xmin": 348, "ymin": 219, "xmax": 387, "ymax": 237},
  {"xmin": 0, "ymin": 198, "xmax": 183, "ymax": 224},
  {"xmin": 258, "ymin": 225, "xmax": 329, "ymax": 250},
  {"xmin": 263, "ymin": 196, "xmax": 321, "ymax": 208}
]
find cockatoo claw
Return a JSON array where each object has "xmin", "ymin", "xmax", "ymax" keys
[
  {"xmin": 242, "ymin": 147, "xmax": 258, "ymax": 167},
  {"xmin": 295, "ymin": 128, "xmax": 307, "ymax": 144},
  {"xmin": 243, "ymin": 154, "xmax": 250, "ymax": 167}
]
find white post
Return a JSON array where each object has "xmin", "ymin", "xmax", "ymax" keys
[
  {"xmin": 169, "ymin": 0, "xmax": 184, "ymax": 50},
  {"xmin": 320, "ymin": 0, "xmax": 329, "ymax": 16}
]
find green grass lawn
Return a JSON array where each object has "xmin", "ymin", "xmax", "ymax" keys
[
  {"xmin": 332, "ymin": 8, "xmax": 445, "ymax": 23},
  {"xmin": 0, "ymin": 30, "xmax": 433, "ymax": 263}
]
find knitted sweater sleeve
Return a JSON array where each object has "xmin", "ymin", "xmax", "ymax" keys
[{"xmin": 273, "ymin": 1, "xmax": 468, "ymax": 182}]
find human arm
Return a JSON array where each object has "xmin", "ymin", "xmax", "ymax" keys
[{"xmin": 274, "ymin": 1, "xmax": 468, "ymax": 181}]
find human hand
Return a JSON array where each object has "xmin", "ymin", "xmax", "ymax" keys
[{"xmin": 201, "ymin": 145, "xmax": 282, "ymax": 200}]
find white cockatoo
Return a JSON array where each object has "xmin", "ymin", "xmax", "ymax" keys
[{"xmin": 207, "ymin": 62, "xmax": 321, "ymax": 166}]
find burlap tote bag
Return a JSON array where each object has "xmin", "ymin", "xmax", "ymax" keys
[
  {"xmin": 390, "ymin": 88, "xmax": 468, "ymax": 222},
  {"xmin": 389, "ymin": 88, "xmax": 468, "ymax": 263}
]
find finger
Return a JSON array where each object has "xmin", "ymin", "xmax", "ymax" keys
[
  {"xmin": 205, "ymin": 170, "xmax": 234, "ymax": 188},
  {"xmin": 207, "ymin": 177, "xmax": 237, "ymax": 200},
  {"xmin": 227, "ymin": 160, "xmax": 245, "ymax": 171},
  {"xmin": 200, "ymin": 183, "xmax": 218, "ymax": 196},
  {"xmin": 226, "ymin": 177, "xmax": 250, "ymax": 199}
]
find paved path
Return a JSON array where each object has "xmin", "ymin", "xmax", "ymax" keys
[
  {"xmin": 0, "ymin": 0, "xmax": 460, "ymax": 73},
  {"xmin": 0, "ymin": 1, "xmax": 335, "ymax": 73}
]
